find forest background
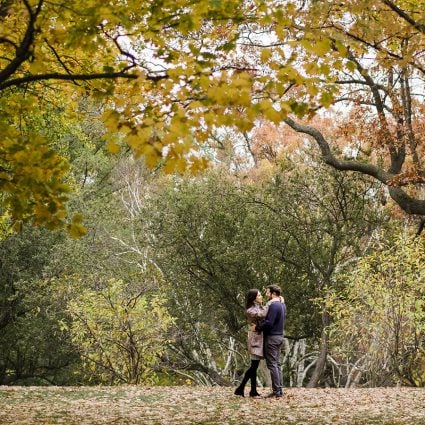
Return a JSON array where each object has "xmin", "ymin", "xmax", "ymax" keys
[{"xmin": 0, "ymin": 0, "xmax": 424, "ymax": 391}]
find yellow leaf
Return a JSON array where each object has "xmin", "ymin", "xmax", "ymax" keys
[
  {"xmin": 29, "ymin": 60, "xmax": 47, "ymax": 74},
  {"xmin": 335, "ymin": 40, "xmax": 348, "ymax": 56},
  {"xmin": 72, "ymin": 213, "xmax": 84, "ymax": 224},
  {"xmin": 315, "ymin": 39, "xmax": 332, "ymax": 56},
  {"xmin": 106, "ymin": 140, "xmax": 121, "ymax": 154},
  {"xmin": 264, "ymin": 106, "xmax": 284, "ymax": 124},
  {"xmin": 102, "ymin": 110, "xmax": 120, "ymax": 131},
  {"xmin": 261, "ymin": 49, "xmax": 272, "ymax": 62},
  {"xmin": 346, "ymin": 61, "xmax": 357, "ymax": 72},
  {"xmin": 67, "ymin": 223, "xmax": 87, "ymax": 238},
  {"xmin": 320, "ymin": 92, "xmax": 334, "ymax": 107}
]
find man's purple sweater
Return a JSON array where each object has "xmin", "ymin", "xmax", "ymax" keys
[{"xmin": 256, "ymin": 301, "xmax": 286, "ymax": 336}]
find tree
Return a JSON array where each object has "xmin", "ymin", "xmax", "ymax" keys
[
  {"xmin": 279, "ymin": 0, "xmax": 425, "ymax": 219},
  {"xmin": 146, "ymin": 171, "xmax": 259, "ymax": 385},
  {"xmin": 103, "ymin": 0, "xmax": 425, "ymax": 218},
  {"xmin": 253, "ymin": 154, "xmax": 385, "ymax": 387},
  {"xmin": 0, "ymin": 227, "xmax": 80, "ymax": 385},
  {"xmin": 68, "ymin": 278, "xmax": 173, "ymax": 384},
  {"xmin": 2, "ymin": 1, "xmax": 424, "ymax": 230},
  {"xmin": 0, "ymin": 100, "xmax": 148, "ymax": 385},
  {"xmin": 135, "ymin": 151, "xmax": 383, "ymax": 386},
  {"xmin": 0, "ymin": 0, "xmax": 250, "ymax": 228},
  {"xmin": 327, "ymin": 230, "xmax": 425, "ymax": 386}
]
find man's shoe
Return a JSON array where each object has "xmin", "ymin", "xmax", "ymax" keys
[
  {"xmin": 265, "ymin": 392, "xmax": 282, "ymax": 398},
  {"xmin": 234, "ymin": 387, "xmax": 244, "ymax": 397}
]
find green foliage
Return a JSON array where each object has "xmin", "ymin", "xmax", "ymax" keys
[
  {"xmin": 68, "ymin": 278, "xmax": 174, "ymax": 384},
  {"xmin": 149, "ymin": 171, "xmax": 283, "ymax": 336},
  {"xmin": 0, "ymin": 108, "xmax": 141, "ymax": 385},
  {"xmin": 0, "ymin": 278, "xmax": 81, "ymax": 385},
  {"xmin": 327, "ymin": 230, "xmax": 425, "ymax": 386},
  {"xmin": 0, "ymin": 227, "xmax": 80, "ymax": 385},
  {"xmin": 0, "ymin": 91, "xmax": 92, "ymax": 233},
  {"xmin": 257, "ymin": 157, "xmax": 384, "ymax": 337},
  {"xmin": 138, "ymin": 155, "xmax": 383, "ymax": 384},
  {"xmin": 0, "ymin": 121, "xmax": 389, "ymax": 387}
]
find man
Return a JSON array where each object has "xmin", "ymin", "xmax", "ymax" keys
[{"xmin": 255, "ymin": 284, "xmax": 286, "ymax": 398}]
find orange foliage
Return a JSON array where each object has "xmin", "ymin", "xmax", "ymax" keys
[{"xmin": 250, "ymin": 119, "xmax": 302, "ymax": 163}]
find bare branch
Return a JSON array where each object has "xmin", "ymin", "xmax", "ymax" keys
[
  {"xmin": 331, "ymin": 24, "xmax": 425, "ymax": 75},
  {"xmin": 43, "ymin": 37, "xmax": 75, "ymax": 78}
]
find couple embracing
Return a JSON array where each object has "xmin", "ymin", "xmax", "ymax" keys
[{"xmin": 234, "ymin": 285, "xmax": 286, "ymax": 399}]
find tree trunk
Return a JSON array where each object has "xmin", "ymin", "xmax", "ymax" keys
[
  {"xmin": 307, "ymin": 311, "xmax": 330, "ymax": 388},
  {"xmin": 259, "ymin": 360, "xmax": 272, "ymax": 388}
]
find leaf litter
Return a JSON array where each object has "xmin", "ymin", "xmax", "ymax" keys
[{"xmin": 0, "ymin": 386, "xmax": 423, "ymax": 424}]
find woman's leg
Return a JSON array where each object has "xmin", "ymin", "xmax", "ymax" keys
[
  {"xmin": 249, "ymin": 360, "xmax": 260, "ymax": 396},
  {"xmin": 234, "ymin": 360, "xmax": 260, "ymax": 396}
]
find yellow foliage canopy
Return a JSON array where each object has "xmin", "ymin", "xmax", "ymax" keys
[{"xmin": 1, "ymin": 0, "xmax": 424, "ymax": 232}]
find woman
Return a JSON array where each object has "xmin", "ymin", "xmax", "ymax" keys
[{"xmin": 234, "ymin": 288, "xmax": 267, "ymax": 397}]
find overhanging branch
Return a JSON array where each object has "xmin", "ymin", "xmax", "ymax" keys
[
  {"xmin": 0, "ymin": 0, "xmax": 44, "ymax": 82},
  {"xmin": 284, "ymin": 116, "xmax": 425, "ymax": 216},
  {"xmin": 382, "ymin": 0, "xmax": 425, "ymax": 34},
  {"xmin": 0, "ymin": 70, "xmax": 166, "ymax": 90},
  {"xmin": 284, "ymin": 117, "xmax": 391, "ymax": 183}
]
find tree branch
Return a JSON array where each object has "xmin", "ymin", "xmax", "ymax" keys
[
  {"xmin": 345, "ymin": 51, "xmax": 406, "ymax": 174},
  {"xmin": 0, "ymin": 69, "xmax": 167, "ymax": 90},
  {"xmin": 43, "ymin": 37, "xmax": 75, "ymax": 78},
  {"xmin": 331, "ymin": 24, "xmax": 425, "ymax": 75},
  {"xmin": 381, "ymin": 0, "xmax": 425, "ymax": 34},
  {"xmin": 0, "ymin": 0, "xmax": 44, "ymax": 83},
  {"xmin": 284, "ymin": 117, "xmax": 391, "ymax": 182},
  {"xmin": 283, "ymin": 116, "xmax": 425, "ymax": 216}
]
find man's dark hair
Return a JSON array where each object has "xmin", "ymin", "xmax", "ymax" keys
[{"xmin": 267, "ymin": 284, "xmax": 281, "ymax": 297}]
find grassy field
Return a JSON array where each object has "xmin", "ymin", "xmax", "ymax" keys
[{"xmin": 0, "ymin": 385, "xmax": 424, "ymax": 424}]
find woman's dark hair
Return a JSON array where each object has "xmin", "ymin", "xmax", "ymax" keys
[{"xmin": 246, "ymin": 288, "xmax": 260, "ymax": 309}]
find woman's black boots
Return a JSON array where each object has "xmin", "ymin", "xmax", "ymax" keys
[
  {"xmin": 234, "ymin": 360, "xmax": 260, "ymax": 397},
  {"xmin": 234, "ymin": 372, "xmax": 250, "ymax": 396},
  {"xmin": 249, "ymin": 360, "xmax": 260, "ymax": 397}
]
